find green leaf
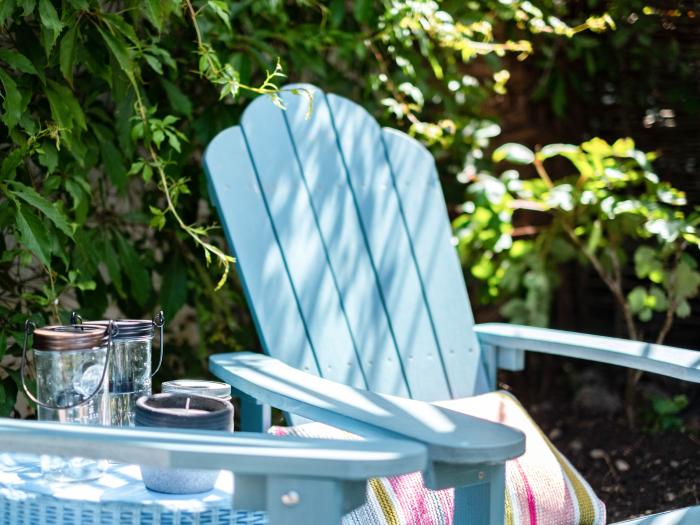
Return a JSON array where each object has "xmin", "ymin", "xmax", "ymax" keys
[
  {"xmin": 207, "ymin": 0, "xmax": 231, "ymax": 30},
  {"xmin": 160, "ymin": 254, "xmax": 188, "ymax": 317},
  {"xmin": 144, "ymin": 0, "xmax": 164, "ymax": 31},
  {"xmin": 101, "ymin": 236, "xmax": 125, "ymax": 297},
  {"xmin": 627, "ymin": 286, "xmax": 646, "ymax": 313},
  {"xmin": 668, "ymin": 262, "xmax": 700, "ymax": 300},
  {"xmin": 0, "ymin": 69, "xmax": 22, "ymax": 130},
  {"xmin": 675, "ymin": 300, "xmax": 691, "ymax": 318},
  {"xmin": 500, "ymin": 298, "xmax": 529, "ymax": 324},
  {"xmin": 38, "ymin": 0, "xmax": 65, "ymax": 55},
  {"xmin": 149, "ymin": 206, "xmax": 166, "ymax": 230},
  {"xmin": 648, "ymin": 286, "xmax": 668, "ymax": 311},
  {"xmin": 586, "ymin": 220, "xmax": 602, "ymax": 254},
  {"xmin": 0, "ymin": 373, "xmax": 18, "ymax": 417},
  {"xmin": 100, "ymin": 141, "xmax": 127, "ymax": 191},
  {"xmin": 142, "ymin": 163, "xmax": 153, "ymax": 183},
  {"xmin": 0, "ymin": 0, "xmax": 16, "ymax": 27},
  {"xmin": 471, "ymin": 256, "xmax": 495, "ymax": 280},
  {"xmin": 97, "ymin": 26, "xmax": 134, "ymax": 82},
  {"xmin": 652, "ymin": 395, "xmax": 688, "ymax": 416},
  {"xmin": 1, "ymin": 147, "xmax": 24, "ymax": 178},
  {"xmin": 10, "ymin": 181, "xmax": 74, "ymax": 238},
  {"xmin": 144, "ymin": 53, "xmax": 163, "ymax": 74},
  {"xmin": 59, "ymin": 24, "xmax": 78, "ymax": 85},
  {"xmin": 634, "ymin": 246, "xmax": 663, "ymax": 281},
  {"xmin": 0, "ymin": 49, "xmax": 38, "ymax": 75},
  {"xmin": 65, "ymin": 177, "xmax": 88, "ymax": 223},
  {"xmin": 75, "ymin": 279, "xmax": 96, "ymax": 291},
  {"xmin": 37, "ymin": 142, "xmax": 58, "ymax": 173},
  {"xmin": 115, "ymin": 233, "xmax": 151, "ymax": 308},
  {"xmin": 101, "ymin": 13, "xmax": 139, "ymax": 45},
  {"xmin": 15, "ymin": 205, "xmax": 51, "ymax": 267},
  {"xmin": 638, "ymin": 308, "xmax": 652, "ymax": 322},
  {"xmin": 329, "ymin": 0, "xmax": 345, "ymax": 27},
  {"xmin": 353, "ymin": 0, "xmax": 373, "ymax": 24},
  {"xmin": 18, "ymin": 0, "xmax": 35, "ymax": 16},
  {"xmin": 45, "ymin": 79, "xmax": 86, "ymax": 131},
  {"xmin": 161, "ymin": 78, "xmax": 192, "ymax": 118},
  {"xmin": 492, "ymin": 143, "xmax": 535, "ymax": 164},
  {"xmin": 538, "ymin": 143, "xmax": 578, "ymax": 159}
]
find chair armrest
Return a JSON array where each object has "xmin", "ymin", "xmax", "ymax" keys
[
  {"xmin": 0, "ymin": 419, "xmax": 427, "ymax": 523},
  {"xmin": 612, "ymin": 506, "xmax": 700, "ymax": 524},
  {"xmin": 0, "ymin": 418, "xmax": 426, "ymax": 480},
  {"xmin": 475, "ymin": 323, "xmax": 700, "ymax": 383},
  {"xmin": 210, "ymin": 352, "xmax": 525, "ymax": 468}
]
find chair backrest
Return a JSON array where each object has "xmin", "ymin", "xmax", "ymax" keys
[{"xmin": 203, "ymin": 85, "xmax": 490, "ymax": 403}]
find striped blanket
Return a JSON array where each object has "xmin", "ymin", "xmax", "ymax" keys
[{"xmin": 270, "ymin": 391, "xmax": 606, "ymax": 525}]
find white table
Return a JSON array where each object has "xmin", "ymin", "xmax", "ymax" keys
[{"xmin": 0, "ymin": 453, "xmax": 267, "ymax": 525}]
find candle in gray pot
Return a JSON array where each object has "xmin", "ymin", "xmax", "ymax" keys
[{"xmin": 135, "ymin": 393, "xmax": 233, "ymax": 494}]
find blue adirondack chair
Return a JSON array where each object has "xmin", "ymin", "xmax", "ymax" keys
[{"xmin": 203, "ymin": 84, "xmax": 700, "ymax": 525}]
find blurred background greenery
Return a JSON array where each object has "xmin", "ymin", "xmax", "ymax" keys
[{"xmin": 0, "ymin": 0, "xmax": 698, "ymax": 429}]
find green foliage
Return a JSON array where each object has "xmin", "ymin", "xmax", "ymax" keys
[
  {"xmin": 523, "ymin": 1, "xmax": 695, "ymax": 118},
  {"xmin": 0, "ymin": 1, "xmax": 613, "ymax": 416},
  {"xmin": 454, "ymin": 137, "xmax": 700, "ymax": 338},
  {"xmin": 642, "ymin": 394, "xmax": 689, "ymax": 433}
]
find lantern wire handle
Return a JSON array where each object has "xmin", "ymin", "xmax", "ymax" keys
[
  {"xmin": 20, "ymin": 319, "xmax": 114, "ymax": 411},
  {"xmin": 151, "ymin": 311, "xmax": 165, "ymax": 377}
]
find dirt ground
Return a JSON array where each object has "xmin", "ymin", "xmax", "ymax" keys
[{"xmin": 504, "ymin": 354, "xmax": 700, "ymax": 523}]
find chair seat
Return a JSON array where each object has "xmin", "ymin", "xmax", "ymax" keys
[{"xmin": 270, "ymin": 391, "xmax": 606, "ymax": 525}]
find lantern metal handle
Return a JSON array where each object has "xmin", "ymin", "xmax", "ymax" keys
[
  {"xmin": 151, "ymin": 311, "xmax": 165, "ymax": 377},
  {"xmin": 21, "ymin": 319, "xmax": 115, "ymax": 411}
]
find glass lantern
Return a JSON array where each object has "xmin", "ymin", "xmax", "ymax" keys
[
  {"xmin": 21, "ymin": 321, "xmax": 112, "ymax": 481},
  {"xmin": 71, "ymin": 312, "xmax": 165, "ymax": 427}
]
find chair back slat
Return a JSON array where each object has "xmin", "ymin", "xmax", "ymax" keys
[
  {"xmin": 238, "ymin": 96, "xmax": 367, "ymax": 389},
  {"xmin": 205, "ymin": 127, "xmax": 318, "ymax": 376},
  {"xmin": 381, "ymin": 129, "xmax": 489, "ymax": 396},
  {"xmin": 204, "ymin": 85, "xmax": 487, "ymax": 402},
  {"xmin": 325, "ymin": 93, "xmax": 452, "ymax": 401},
  {"xmin": 278, "ymin": 86, "xmax": 411, "ymax": 397}
]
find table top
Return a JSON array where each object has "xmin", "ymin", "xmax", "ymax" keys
[{"xmin": 0, "ymin": 453, "xmax": 266, "ymax": 525}]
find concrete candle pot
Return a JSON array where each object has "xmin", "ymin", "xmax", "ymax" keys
[{"xmin": 135, "ymin": 393, "xmax": 233, "ymax": 493}]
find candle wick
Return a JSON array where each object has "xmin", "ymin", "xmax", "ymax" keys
[{"xmin": 186, "ymin": 397, "xmax": 191, "ymax": 414}]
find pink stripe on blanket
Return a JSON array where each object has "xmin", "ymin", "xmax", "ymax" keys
[
  {"xmin": 387, "ymin": 473, "xmax": 435, "ymax": 525},
  {"xmin": 514, "ymin": 459, "xmax": 537, "ymax": 525}
]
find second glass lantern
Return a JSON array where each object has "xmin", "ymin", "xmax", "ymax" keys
[{"xmin": 71, "ymin": 312, "xmax": 165, "ymax": 427}]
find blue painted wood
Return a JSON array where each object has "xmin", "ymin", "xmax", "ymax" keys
[
  {"xmin": 204, "ymin": 127, "xmax": 318, "ymax": 377},
  {"xmin": 475, "ymin": 323, "xmax": 700, "ymax": 383},
  {"xmin": 452, "ymin": 464, "xmax": 505, "ymax": 525},
  {"xmin": 325, "ymin": 93, "xmax": 452, "ymax": 401},
  {"xmin": 267, "ymin": 476, "xmax": 345, "ymax": 525},
  {"xmin": 612, "ymin": 506, "xmax": 700, "ymax": 524},
  {"xmin": 278, "ymin": 84, "xmax": 410, "ymax": 398},
  {"xmin": 238, "ymin": 390, "xmax": 272, "ymax": 432},
  {"xmin": 204, "ymin": 85, "xmax": 479, "ymax": 402},
  {"xmin": 381, "ymin": 128, "xmax": 488, "ymax": 397},
  {"xmin": 210, "ymin": 352, "xmax": 525, "ymax": 465},
  {"xmin": 239, "ymin": 94, "xmax": 366, "ymax": 391},
  {"xmin": 0, "ymin": 418, "xmax": 428, "ymax": 479}
]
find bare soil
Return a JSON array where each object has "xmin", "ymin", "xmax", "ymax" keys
[{"xmin": 503, "ymin": 354, "xmax": 700, "ymax": 523}]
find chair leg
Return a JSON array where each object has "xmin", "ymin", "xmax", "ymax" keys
[
  {"xmin": 453, "ymin": 464, "xmax": 506, "ymax": 525},
  {"xmin": 238, "ymin": 391, "xmax": 271, "ymax": 432}
]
